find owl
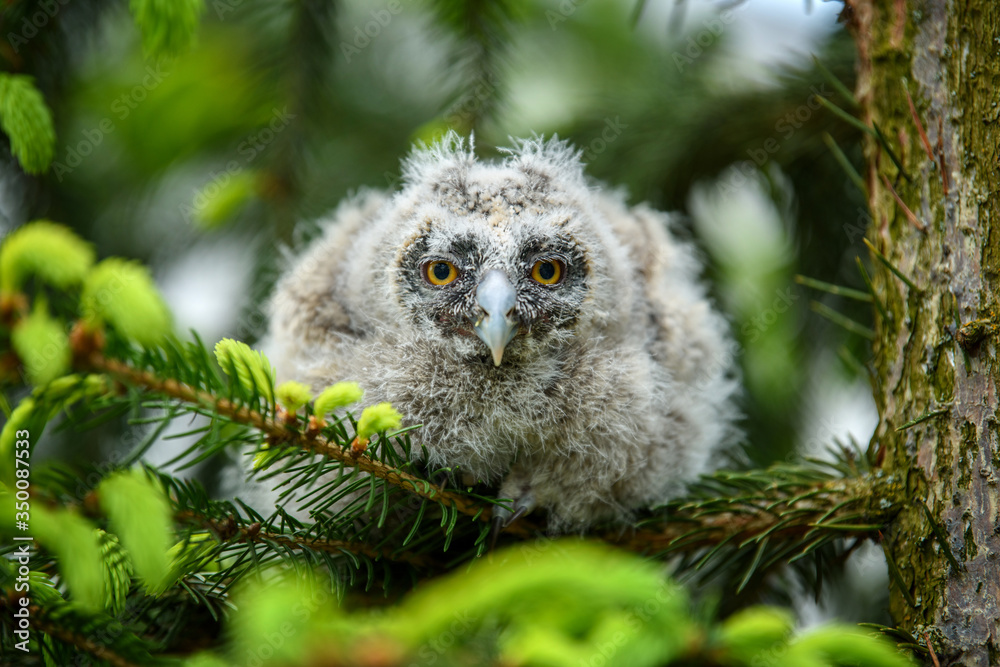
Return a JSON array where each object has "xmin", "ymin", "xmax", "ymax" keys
[{"xmin": 268, "ymin": 133, "xmax": 739, "ymax": 532}]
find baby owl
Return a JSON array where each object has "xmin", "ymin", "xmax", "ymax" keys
[{"xmin": 268, "ymin": 133, "xmax": 739, "ymax": 532}]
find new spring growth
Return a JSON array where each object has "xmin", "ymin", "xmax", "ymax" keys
[
  {"xmin": 276, "ymin": 381, "xmax": 312, "ymax": 414},
  {"xmin": 0, "ymin": 374, "xmax": 111, "ymax": 487},
  {"xmin": 214, "ymin": 339, "xmax": 276, "ymax": 404},
  {"xmin": 81, "ymin": 259, "xmax": 172, "ymax": 347},
  {"xmin": 11, "ymin": 298, "xmax": 71, "ymax": 386},
  {"xmin": 313, "ymin": 381, "xmax": 364, "ymax": 419},
  {"xmin": 351, "ymin": 402, "xmax": 403, "ymax": 457},
  {"xmin": 0, "ymin": 74, "xmax": 55, "ymax": 174},
  {"xmin": 0, "ymin": 220, "xmax": 94, "ymax": 293}
]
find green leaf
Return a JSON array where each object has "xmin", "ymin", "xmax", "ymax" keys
[
  {"xmin": 11, "ymin": 300, "xmax": 71, "ymax": 386},
  {"xmin": 0, "ymin": 74, "xmax": 55, "ymax": 174},
  {"xmin": 276, "ymin": 380, "xmax": 312, "ymax": 413},
  {"xmin": 789, "ymin": 626, "xmax": 916, "ymax": 667},
  {"xmin": 214, "ymin": 338, "xmax": 276, "ymax": 404},
  {"xmin": 98, "ymin": 469, "xmax": 174, "ymax": 592},
  {"xmin": 313, "ymin": 381, "xmax": 364, "ymax": 417},
  {"xmin": 81, "ymin": 258, "xmax": 172, "ymax": 347},
  {"xmin": 0, "ymin": 398, "xmax": 37, "ymax": 488},
  {"xmin": 97, "ymin": 530, "xmax": 134, "ymax": 615},
  {"xmin": 356, "ymin": 403, "xmax": 403, "ymax": 443},
  {"xmin": 0, "ymin": 220, "xmax": 95, "ymax": 292},
  {"xmin": 718, "ymin": 606, "xmax": 793, "ymax": 663},
  {"xmin": 32, "ymin": 507, "xmax": 105, "ymax": 611},
  {"xmin": 128, "ymin": 0, "xmax": 204, "ymax": 58}
]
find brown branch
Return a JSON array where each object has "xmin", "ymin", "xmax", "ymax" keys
[
  {"xmin": 30, "ymin": 607, "xmax": 141, "ymax": 667},
  {"xmin": 608, "ymin": 477, "xmax": 895, "ymax": 553},
  {"xmin": 81, "ymin": 349, "xmax": 892, "ymax": 564},
  {"xmin": 177, "ymin": 511, "xmax": 437, "ymax": 569}
]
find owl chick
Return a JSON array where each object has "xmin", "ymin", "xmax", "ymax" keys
[{"xmin": 268, "ymin": 133, "xmax": 739, "ymax": 532}]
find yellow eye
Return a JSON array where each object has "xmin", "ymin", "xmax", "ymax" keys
[
  {"xmin": 531, "ymin": 259, "xmax": 563, "ymax": 285},
  {"xmin": 425, "ymin": 260, "xmax": 459, "ymax": 286}
]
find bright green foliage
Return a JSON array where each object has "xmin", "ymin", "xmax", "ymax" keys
[
  {"xmin": 128, "ymin": 0, "xmax": 203, "ymax": 58},
  {"xmin": 0, "ymin": 397, "xmax": 35, "ymax": 487},
  {"xmin": 11, "ymin": 300, "xmax": 71, "ymax": 386},
  {"xmin": 194, "ymin": 540, "xmax": 913, "ymax": 667},
  {"xmin": 98, "ymin": 469, "xmax": 174, "ymax": 592},
  {"xmin": 214, "ymin": 338, "xmax": 276, "ymax": 403},
  {"xmin": 312, "ymin": 381, "xmax": 364, "ymax": 417},
  {"xmin": 81, "ymin": 258, "xmax": 172, "ymax": 346},
  {"xmin": 356, "ymin": 402, "xmax": 403, "ymax": 442},
  {"xmin": 1, "ymin": 375, "xmax": 114, "ymax": 486},
  {"xmin": 0, "ymin": 220, "xmax": 95, "ymax": 292},
  {"xmin": 720, "ymin": 606, "xmax": 795, "ymax": 662},
  {"xmin": 276, "ymin": 380, "xmax": 312, "ymax": 413},
  {"xmin": 191, "ymin": 169, "xmax": 258, "ymax": 229},
  {"xmin": 97, "ymin": 531, "xmax": 134, "ymax": 615},
  {"xmin": 0, "ymin": 74, "xmax": 55, "ymax": 174},
  {"xmin": 31, "ymin": 506, "xmax": 106, "ymax": 611}
]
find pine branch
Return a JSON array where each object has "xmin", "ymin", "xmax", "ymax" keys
[
  {"xmin": 80, "ymin": 349, "xmax": 503, "ymax": 529},
  {"xmin": 31, "ymin": 612, "xmax": 142, "ymax": 667},
  {"xmin": 619, "ymin": 477, "xmax": 894, "ymax": 553},
  {"xmin": 175, "ymin": 509, "xmax": 436, "ymax": 569}
]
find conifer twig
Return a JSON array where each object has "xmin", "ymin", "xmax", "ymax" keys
[
  {"xmin": 80, "ymin": 350, "xmax": 535, "ymax": 538},
  {"xmin": 177, "ymin": 511, "xmax": 436, "ymax": 568},
  {"xmin": 30, "ymin": 609, "xmax": 142, "ymax": 667},
  {"xmin": 612, "ymin": 476, "xmax": 896, "ymax": 554}
]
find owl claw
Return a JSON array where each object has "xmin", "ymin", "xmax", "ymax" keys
[{"xmin": 488, "ymin": 494, "xmax": 535, "ymax": 550}]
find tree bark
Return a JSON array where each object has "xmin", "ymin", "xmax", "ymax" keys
[{"xmin": 851, "ymin": 0, "xmax": 1000, "ymax": 664}]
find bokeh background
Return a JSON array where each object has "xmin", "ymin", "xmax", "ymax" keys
[{"xmin": 1, "ymin": 0, "xmax": 884, "ymax": 625}]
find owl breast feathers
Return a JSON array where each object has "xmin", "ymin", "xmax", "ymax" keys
[{"xmin": 268, "ymin": 134, "xmax": 739, "ymax": 532}]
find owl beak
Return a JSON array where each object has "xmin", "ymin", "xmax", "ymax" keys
[{"xmin": 473, "ymin": 269, "xmax": 519, "ymax": 366}]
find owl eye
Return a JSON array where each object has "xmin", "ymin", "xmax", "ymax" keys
[
  {"xmin": 531, "ymin": 259, "xmax": 564, "ymax": 285},
  {"xmin": 424, "ymin": 260, "xmax": 459, "ymax": 286}
]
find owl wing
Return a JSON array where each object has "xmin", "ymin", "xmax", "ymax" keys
[{"xmin": 268, "ymin": 190, "xmax": 391, "ymax": 384}]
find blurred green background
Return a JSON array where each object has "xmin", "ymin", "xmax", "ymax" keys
[{"xmin": 1, "ymin": 0, "xmax": 883, "ymax": 624}]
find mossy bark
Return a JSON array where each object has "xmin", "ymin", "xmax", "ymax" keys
[{"xmin": 850, "ymin": 0, "xmax": 1000, "ymax": 663}]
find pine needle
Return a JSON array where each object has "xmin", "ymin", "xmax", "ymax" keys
[
  {"xmin": 810, "ymin": 301, "xmax": 876, "ymax": 339},
  {"xmin": 863, "ymin": 238, "xmax": 919, "ymax": 291},
  {"xmin": 795, "ymin": 274, "xmax": 872, "ymax": 301},
  {"xmin": 822, "ymin": 132, "xmax": 867, "ymax": 194},
  {"xmin": 812, "ymin": 54, "xmax": 859, "ymax": 108},
  {"xmin": 855, "ymin": 257, "xmax": 889, "ymax": 321}
]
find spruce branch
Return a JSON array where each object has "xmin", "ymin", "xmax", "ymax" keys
[
  {"xmin": 619, "ymin": 476, "xmax": 895, "ymax": 553},
  {"xmin": 175, "ymin": 510, "xmax": 436, "ymax": 569},
  {"xmin": 76, "ymin": 346, "xmax": 534, "ymax": 538},
  {"xmin": 3, "ymin": 601, "xmax": 156, "ymax": 667},
  {"xmin": 76, "ymin": 336, "xmax": 895, "ymax": 570}
]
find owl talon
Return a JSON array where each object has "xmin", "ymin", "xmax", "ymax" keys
[{"xmin": 489, "ymin": 515, "xmax": 505, "ymax": 551}]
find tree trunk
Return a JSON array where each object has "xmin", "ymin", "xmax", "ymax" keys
[{"xmin": 851, "ymin": 0, "xmax": 1000, "ymax": 664}]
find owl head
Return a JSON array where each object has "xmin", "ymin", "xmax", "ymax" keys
[{"xmin": 360, "ymin": 133, "xmax": 640, "ymax": 368}]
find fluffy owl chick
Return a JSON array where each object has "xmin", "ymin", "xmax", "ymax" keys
[{"xmin": 268, "ymin": 133, "xmax": 739, "ymax": 532}]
